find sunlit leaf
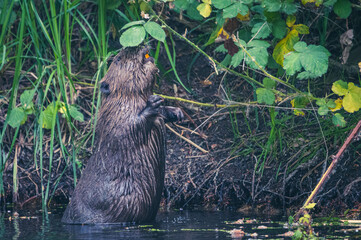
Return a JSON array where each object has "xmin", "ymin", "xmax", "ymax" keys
[
  {"xmin": 256, "ymin": 88, "xmax": 275, "ymax": 104},
  {"xmin": 144, "ymin": 21, "xmax": 166, "ymax": 42},
  {"xmin": 342, "ymin": 83, "xmax": 361, "ymax": 113},
  {"xmin": 272, "ymin": 29, "xmax": 299, "ymax": 66},
  {"xmin": 119, "ymin": 26, "xmax": 146, "ymax": 47},
  {"xmin": 304, "ymin": 203, "xmax": 316, "ymax": 209},
  {"xmin": 330, "ymin": 98, "xmax": 342, "ymax": 112},
  {"xmin": 286, "ymin": 15, "xmax": 296, "ymax": 27},
  {"xmin": 332, "ymin": 80, "xmax": 348, "ymax": 96},
  {"xmin": 197, "ymin": 3, "xmax": 212, "ymax": 18},
  {"xmin": 39, "ymin": 103, "xmax": 56, "ymax": 129}
]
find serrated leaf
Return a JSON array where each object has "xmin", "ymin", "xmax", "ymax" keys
[
  {"xmin": 231, "ymin": 50, "xmax": 244, "ymax": 68},
  {"xmin": 20, "ymin": 89, "xmax": 36, "ymax": 108},
  {"xmin": 316, "ymin": 98, "xmax": 326, "ymax": 106},
  {"xmin": 256, "ymin": 88, "xmax": 275, "ymax": 104},
  {"xmin": 283, "ymin": 52, "xmax": 301, "ymax": 75},
  {"xmin": 120, "ymin": 20, "xmax": 145, "ymax": 31},
  {"xmin": 263, "ymin": 78, "xmax": 276, "ymax": 89},
  {"xmin": 237, "ymin": 11, "xmax": 250, "ymax": 21},
  {"xmin": 342, "ymin": 83, "xmax": 361, "ymax": 113},
  {"xmin": 251, "ymin": 22, "xmax": 272, "ymax": 39},
  {"xmin": 8, "ymin": 108, "xmax": 26, "ymax": 128},
  {"xmin": 286, "ymin": 15, "xmax": 296, "ymax": 27},
  {"xmin": 293, "ymin": 41, "xmax": 307, "ymax": 52},
  {"xmin": 299, "ymin": 45, "xmax": 330, "ymax": 76},
  {"xmin": 327, "ymin": 100, "xmax": 336, "ymax": 108},
  {"xmin": 297, "ymin": 71, "xmax": 319, "ymax": 79},
  {"xmin": 215, "ymin": 44, "xmax": 228, "ymax": 53},
  {"xmin": 212, "ymin": 0, "xmax": 233, "ymax": 9},
  {"xmin": 39, "ymin": 104, "xmax": 56, "ymax": 129},
  {"xmin": 333, "ymin": 0, "xmax": 351, "ymax": 19},
  {"xmin": 273, "ymin": 29, "xmax": 299, "ymax": 66},
  {"xmin": 262, "ymin": 0, "xmax": 281, "ymax": 12},
  {"xmin": 246, "ymin": 42, "xmax": 270, "ymax": 69},
  {"xmin": 282, "ymin": 0, "xmax": 298, "ymax": 14},
  {"xmin": 271, "ymin": 19, "xmax": 287, "ymax": 39},
  {"xmin": 318, "ymin": 105, "xmax": 329, "ymax": 115},
  {"xmin": 69, "ymin": 105, "xmax": 84, "ymax": 122},
  {"xmin": 293, "ymin": 24, "xmax": 309, "ymax": 34},
  {"xmin": 223, "ymin": 2, "xmax": 248, "ymax": 18},
  {"xmin": 332, "ymin": 80, "xmax": 348, "ymax": 96},
  {"xmin": 144, "ymin": 21, "xmax": 166, "ymax": 42},
  {"xmin": 119, "ymin": 26, "xmax": 146, "ymax": 47},
  {"xmin": 332, "ymin": 113, "xmax": 346, "ymax": 127}
]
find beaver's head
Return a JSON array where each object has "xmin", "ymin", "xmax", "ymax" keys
[{"xmin": 100, "ymin": 47, "xmax": 158, "ymax": 98}]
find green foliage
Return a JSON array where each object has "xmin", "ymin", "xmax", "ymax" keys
[
  {"xmin": 119, "ymin": 20, "xmax": 165, "ymax": 47},
  {"xmin": 283, "ymin": 41, "xmax": 330, "ymax": 78},
  {"xmin": 333, "ymin": 0, "xmax": 352, "ymax": 18}
]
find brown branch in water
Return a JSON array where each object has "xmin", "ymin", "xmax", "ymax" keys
[{"xmin": 296, "ymin": 119, "xmax": 361, "ymax": 220}]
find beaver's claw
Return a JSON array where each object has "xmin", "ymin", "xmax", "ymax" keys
[{"xmin": 160, "ymin": 106, "xmax": 184, "ymax": 123}]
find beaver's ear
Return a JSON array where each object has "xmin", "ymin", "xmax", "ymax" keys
[{"xmin": 100, "ymin": 82, "xmax": 110, "ymax": 94}]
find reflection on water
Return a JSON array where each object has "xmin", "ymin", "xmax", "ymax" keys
[{"xmin": 1, "ymin": 207, "xmax": 360, "ymax": 240}]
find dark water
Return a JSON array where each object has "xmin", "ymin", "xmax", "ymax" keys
[{"xmin": 1, "ymin": 207, "xmax": 360, "ymax": 239}]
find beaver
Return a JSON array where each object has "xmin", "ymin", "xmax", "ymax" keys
[{"xmin": 61, "ymin": 47, "xmax": 183, "ymax": 224}]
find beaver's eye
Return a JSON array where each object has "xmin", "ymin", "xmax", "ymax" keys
[
  {"xmin": 100, "ymin": 82, "xmax": 110, "ymax": 94},
  {"xmin": 145, "ymin": 51, "xmax": 150, "ymax": 59}
]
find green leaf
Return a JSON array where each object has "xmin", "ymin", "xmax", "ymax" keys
[
  {"xmin": 212, "ymin": 0, "xmax": 233, "ymax": 9},
  {"xmin": 282, "ymin": 0, "xmax": 298, "ymax": 14},
  {"xmin": 256, "ymin": 88, "xmax": 275, "ymax": 104},
  {"xmin": 263, "ymin": 78, "xmax": 276, "ymax": 89},
  {"xmin": 69, "ymin": 105, "xmax": 84, "ymax": 122},
  {"xmin": 263, "ymin": 0, "xmax": 281, "ymax": 12},
  {"xmin": 144, "ymin": 21, "xmax": 166, "ymax": 42},
  {"xmin": 251, "ymin": 22, "xmax": 272, "ymax": 39},
  {"xmin": 299, "ymin": 45, "xmax": 330, "ymax": 76},
  {"xmin": 283, "ymin": 52, "xmax": 302, "ymax": 75},
  {"xmin": 318, "ymin": 105, "xmax": 329, "ymax": 116},
  {"xmin": 333, "ymin": 0, "xmax": 351, "ymax": 19},
  {"xmin": 231, "ymin": 50, "xmax": 244, "ymax": 68},
  {"xmin": 39, "ymin": 104, "xmax": 56, "ymax": 129},
  {"xmin": 286, "ymin": 15, "xmax": 296, "ymax": 27},
  {"xmin": 8, "ymin": 108, "xmax": 26, "ymax": 128},
  {"xmin": 271, "ymin": 19, "xmax": 287, "ymax": 39},
  {"xmin": 20, "ymin": 89, "xmax": 36, "ymax": 108},
  {"xmin": 246, "ymin": 40, "xmax": 270, "ymax": 69},
  {"xmin": 327, "ymin": 100, "xmax": 337, "ymax": 108},
  {"xmin": 293, "ymin": 24, "xmax": 309, "ymax": 34},
  {"xmin": 304, "ymin": 203, "xmax": 316, "ymax": 209},
  {"xmin": 324, "ymin": 0, "xmax": 337, "ymax": 6},
  {"xmin": 119, "ymin": 26, "xmax": 146, "ymax": 47},
  {"xmin": 120, "ymin": 20, "xmax": 145, "ymax": 31},
  {"xmin": 332, "ymin": 113, "xmax": 346, "ymax": 127},
  {"xmin": 297, "ymin": 71, "xmax": 319, "ymax": 79},
  {"xmin": 215, "ymin": 44, "xmax": 228, "ymax": 53},
  {"xmin": 223, "ymin": 2, "xmax": 248, "ymax": 18},
  {"xmin": 293, "ymin": 41, "xmax": 307, "ymax": 52},
  {"xmin": 332, "ymin": 80, "xmax": 348, "ymax": 96},
  {"xmin": 174, "ymin": 0, "xmax": 189, "ymax": 9}
]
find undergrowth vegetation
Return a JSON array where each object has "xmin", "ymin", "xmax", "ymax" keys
[{"xmin": 1, "ymin": 0, "xmax": 361, "ymax": 214}]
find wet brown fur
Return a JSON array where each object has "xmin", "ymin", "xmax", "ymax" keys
[{"xmin": 62, "ymin": 47, "xmax": 165, "ymax": 224}]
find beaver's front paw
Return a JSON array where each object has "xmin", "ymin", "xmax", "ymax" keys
[
  {"xmin": 140, "ymin": 95, "xmax": 164, "ymax": 118},
  {"xmin": 160, "ymin": 106, "xmax": 184, "ymax": 123}
]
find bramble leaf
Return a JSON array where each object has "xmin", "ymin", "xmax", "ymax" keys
[
  {"xmin": 223, "ymin": 2, "xmax": 248, "ymax": 18},
  {"xmin": 120, "ymin": 20, "xmax": 145, "ymax": 31},
  {"xmin": 286, "ymin": 15, "xmax": 296, "ymax": 27},
  {"xmin": 8, "ymin": 107, "xmax": 27, "ymax": 128},
  {"xmin": 212, "ymin": 0, "xmax": 233, "ymax": 9},
  {"xmin": 283, "ymin": 51, "xmax": 301, "ymax": 75},
  {"xmin": 332, "ymin": 113, "xmax": 346, "ymax": 127},
  {"xmin": 197, "ymin": 2, "xmax": 212, "ymax": 18},
  {"xmin": 304, "ymin": 203, "xmax": 316, "ymax": 209},
  {"xmin": 330, "ymin": 98, "xmax": 342, "ymax": 112},
  {"xmin": 20, "ymin": 89, "xmax": 36, "ymax": 108},
  {"xmin": 144, "ymin": 22, "xmax": 166, "ymax": 42},
  {"xmin": 273, "ymin": 29, "xmax": 299, "ymax": 66},
  {"xmin": 119, "ymin": 26, "xmax": 146, "ymax": 47},
  {"xmin": 256, "ymin": 88, "xmax": 275, "ymax": 104},
  {"xmin": 292, "ymin": 24, "xmax": 309, "ymax": 34},
  {"xmin": 39, "ymin": 103, "xmax": 57, "ymax": 129},
  {"xmin": 251, "ymin": 22, "xmax": 272, "ymax": 39},
  {"xmin": 331, "ymin": 80, "xmax": 348, "ymax": 96},
  {"xmin": 342, "ymin": 83, "xmax": 361, "ymax": 113},
  {"xmin": 262, "ymin": 0, "xmax": 281, "ymax": 12},
  {"xmin": 333, "ymin": 0, "xmax": 351, "ymax": 19},
  {"xmin": 231, "ymin": 50, "xmax": 244, "ymax": 68},
  {"xmin": 263, "ymin": 78, "xmax": 276, "ymax": 89},
  {"xmin": 69, "ymin": 105, "xmax": 84, "ymax": 122},
  {"xmin": 271, "ymin": 19, "xmax": 287, "ymax": 39}
]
